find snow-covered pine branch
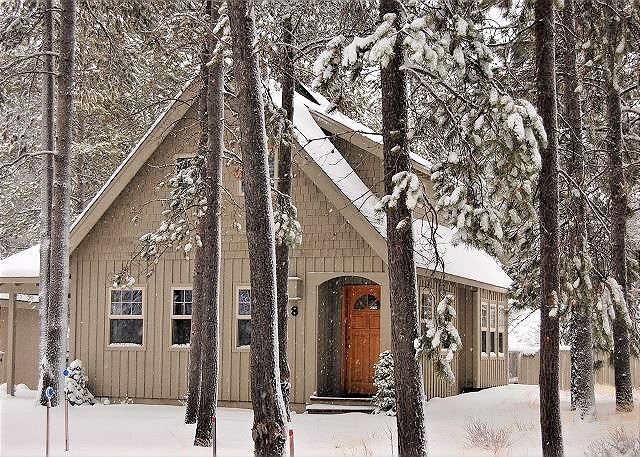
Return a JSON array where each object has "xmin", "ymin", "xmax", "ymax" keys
[
  {"xmin": 273, "ymin": 201, "xmax": 302, "ymax": 248},
  {"xmin": 414, "ymin": 294, "xmax": 462, "ymax": 383},
  {"xmin": 374, "ymin": 171, "xmax": 427, "ymax": 230}
]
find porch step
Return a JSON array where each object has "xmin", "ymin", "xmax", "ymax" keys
[{"xmin": 306, "ymin": 394, "xmax": 375, "ymax": 414}]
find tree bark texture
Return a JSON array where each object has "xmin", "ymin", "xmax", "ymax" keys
[
  {"xmin": 38, "ymin": 0, "xmax": 55, "ymax": 405},
  {"xmin": 41, "ymin": 0, "xmax": 76, "ymax": 408},
  {"xmin": 194, "ymin": 1, "xmax": 224, "ymax": 444},
  {"xmin": 275, "ymin": 13, "xmax": 295, "ymax": 423},
  {"xmin": 185, "ymin": 54, "xmax": 210, "ymax": 425},
  {"xmin": 605, "ymin": 0, "xmax": 634, "ymax": 412},
  {"xmin": 535, "ymin": 0, "xmax": 564, "ymax": 454},
  {"xmin": 228, "ymin": 1, "xmax": 287, "ymax": 455},
  {"xmin": 562, "ymin": 0, "xmax": 595, "ymax": 421},
  {"xmin": 379, "ymin": 2, "xmax": 426, "ymax": 456}
]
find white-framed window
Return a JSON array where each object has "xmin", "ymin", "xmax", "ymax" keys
[
  {"xmin": 236, "ymin": 287, "xmax": 252, "ymax": 347},
  {"xmin": 239, "ymin": 152, "xmax": 276, "ymax": 195},
  {"xmin": 420, "ymin": 290, "xmax": 434, "ymax": 321},
  {"xmin": 481, "ymin": 302, "xmax": 488, "ymax": 354},
  {"xmin": 171, "ymin": 288, "xmax": 193, "ymax": 345},
  {"xmin": 490, "ymin": 304, "xmax": 497, "ymax": 354},
  {"xmin": 498, "ymin": 304, "xmax": 505, "ymax": 354},
  {"xmin": 109, "ymin": 289, "xmax": 143, "ymax": 345}
]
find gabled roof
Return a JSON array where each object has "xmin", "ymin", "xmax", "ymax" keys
[{"xmin": 0, "ymin": 79, "xmax": 511, "ymax": 290}]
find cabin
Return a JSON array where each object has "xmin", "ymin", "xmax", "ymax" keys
[{"xmin": 0, "ymin": 81, "xmax": 511, "ymax": 411}]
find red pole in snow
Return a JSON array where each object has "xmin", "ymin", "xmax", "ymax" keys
[
  {"xmin": 45, "ymin": 399, "xmax": 50, "ymax": 457},
  {"xmin": 212, "ymin": 415, "xmax": 217, "ymax": 457},
  {"xmin": 289, "ymin": 427, "xmax": 295, "ymax": 457}
]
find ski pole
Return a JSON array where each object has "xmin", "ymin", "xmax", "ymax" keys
[
  {"xmin": 45, "ymin": 387, "xmax": 55, "ymax": 457},
  {"xmin": 63, "ymin": 369, "xmax": 70, "ymax": 451},
  {"xmin": 289, "ymin": 427, "xmax": 295, "ymax": 457},
  {"xmin": 212, "ymin": 414, "xmax": 217, "ymax": 457}
]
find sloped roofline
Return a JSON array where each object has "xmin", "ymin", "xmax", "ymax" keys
[{"xmin": 3, "ymin": 78, "xmax": 509, "ymax": 292}]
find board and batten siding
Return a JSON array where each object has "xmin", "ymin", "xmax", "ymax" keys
[
  {"xmin": 475, "ymin": 289, "xmax": 508, "ymax": 388},
  {"xmin": 69, "ymin": 104, "xmax": 386, "ymax": 407}
]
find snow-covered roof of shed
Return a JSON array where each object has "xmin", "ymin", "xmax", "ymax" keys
[{"xmin": 0, "ymin": 245, "xmax": 40, "ymax": 278}]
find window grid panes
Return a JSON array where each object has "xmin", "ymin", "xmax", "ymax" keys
[
  {"xmin": 490, "ymin": 304, "xmax": 497, "ymax": 329},
  {"xmin": 481, "ymin": 303, "xmax": 488, "ymax": 328},
  {"xmin": 421, "ymin": 292, "xmax": 433, "ymax": 321},
  {"xmin": 237, "ymin": 288, "xmax": 252, "ymax": 347},
  {"xmin": 172, "ymin": 289, "xmax": 193, "ymax": 345},
  {"xmin": 498, "ymin": 305, "xmax": 505, "ymax": 330},
  {"xmin": 109, "ymin": 289, "xmax": 143, "ymax": 345}
]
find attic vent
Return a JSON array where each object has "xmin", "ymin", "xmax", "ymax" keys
[{"xmin": 295, "ymin": 82, "xmax": 320, "ymax": 105}]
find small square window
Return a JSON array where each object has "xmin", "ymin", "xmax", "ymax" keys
[
  {"xmin": 490, "ymin": 331, "xmax": 496, "ymax": 353},
  {"xmin": 481, "ymin": 303, "xmax": 488, "ymax": 328},
  {"xmin": 176, "ymin": 156, "xmax": 195, "ymax": 172},
  {"xmin": 110, "ymin": 319, "xmax": 143, "ymax": 345},
  {"xmin": 481, "ymin": 330, "xmax": 487, "ymax": 353},
  {"xmin": 498, "ymin": 332, "xmax": 504, "ymax": 353},
  {"xmin": 172, "ymin": 319, "xmax": 191, "ymax": 345},
  {"xmin": 238, "ymin": 319, "xmax": 251, "ymax": 347}
]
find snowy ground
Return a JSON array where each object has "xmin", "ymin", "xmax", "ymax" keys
[{"xmin": 1, "ymin": 384, "xmax": 639, "ymax": 456}]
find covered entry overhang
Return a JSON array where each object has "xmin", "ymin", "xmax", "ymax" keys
[{"xmin": 0, "ymin": 276, "xmax": 40, "ymax": 395}]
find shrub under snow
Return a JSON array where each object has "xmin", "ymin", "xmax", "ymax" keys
[
  {"xmin": 372, "ymin": 350, "xmax": 396, "ymax": 415},
  {"xmin": 64, "ymin": 359, "xmax": 96, "ymax": 406}
]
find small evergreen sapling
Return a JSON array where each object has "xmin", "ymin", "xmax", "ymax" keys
[
  {"xmin": 64, "ymin": 359, "xmax": 95, "ymax": 406},
  {"xmin": 372, "ymin": 350, "xmax": 396, "ymax": 415},
  {"xmin": 415, "ymin": 294, "xmax": 462, "ymax": 383}
]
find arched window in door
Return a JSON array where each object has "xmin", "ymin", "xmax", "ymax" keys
[{"xmin": 353, "ymin": 294, "xmax": 380, "ymax": 310}]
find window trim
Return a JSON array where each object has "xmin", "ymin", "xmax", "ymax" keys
[
  {"xmin": 498, "ymin": 303, "xmax": 506, "ymax": 356},
  {"xmin": 420, "ymin": 289, "xmax": 434, "ymax": 322},
  {"xmin": 107, "ymin": 286, "xmax": 145, "ymax": 350},
  {"xmin": 170, "ymin": 286, "xmax": 193, "ymax": 350},
  {"xmin": 234, "ymin": 285, "xmax": 252, "ymax": 352},
  {"xmin": 481, "ymin": 302, "xmax": 488, "ymax": 357}
]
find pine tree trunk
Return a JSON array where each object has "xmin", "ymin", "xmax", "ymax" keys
[
  {"xmin": 40, "ymin": 0, "xmax": 76, "ymax": 408},
  {"xmin": 184, "ymin": 53, "xmax": 210, "ymax": 425},
  {"xmin": 275, "ymin": 13, "xmax": 295, "ymax": 423},
  {"xmin": 194, "ymin": 4, "xmax": 223, "ymax": 444},
  {"xmin": 228, "ymin": 1, "xmax": 287, "ymax": 454},
  {"xmin": 605, "ymin": 0, "xmax": 634, "ymax": 413},
  {"xmin": 535, "ymin": 0, "xmax": 564, "ymax": 454},
  {"xmin": 37, "ymin": 0, "xmax": 55, "ymax": 405},
  {"xmin": 379, "ymin": 2, "xmax": 426, "ymax": 456},
  {"xmin": 562, "ymin": 0, "xmax": 595, "ymax": 421}
]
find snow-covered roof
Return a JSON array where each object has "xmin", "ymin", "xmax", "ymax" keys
[
  {"xmin": 0, "ymin": 81, "xmax": 510, "ymax": 290},
  {"xmin": 0, "ymin": 245, "xmax": 40, "ymax": 278},
  {"xmin": 290, "ymin": 90, "xmax": 511, "ymax": 289}
]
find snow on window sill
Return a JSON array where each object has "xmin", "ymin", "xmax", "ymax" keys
[
  {"xmin": 169, "ymin": 344, "xmax": 191, "ymax": 351},
  {"xmin": 107, "ymin": 343, "xmax": 145, "ymax": 351},
  {"xmin": 233, "ymin": 344, "xmax": 250, "ymax": 353}
]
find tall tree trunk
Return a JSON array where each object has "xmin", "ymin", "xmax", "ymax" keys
[
  {"xmin": 562, "ymin": 0, "xmax": 596, "ymax": 421},
  {"xmin": 535, "ymin": 0, "xmax": 564, "ymax": 454},
  {"xmin": 605, "ymin": 0, "xmax": 634, "ymax": 413},
  {"xmin": 194, "ymin": 1, "xmax": 223, "ymax": 445},
  {"xmin": 275, "ymin": 13, "xmax": 295, "ymax": 423},
  {"xmin": 38, "ymin": 0, "xmax": 55, "ymax": 405},
  {"xmin": 228, "ymin": 1, "xmax": 287, "ymax": 455},
  {"xmin": 40, "ymin": 0, "xmax": 76, "ymax": 408},
  {"xmin": 379, "ymin": 2, "xmax": 426, "ymax": 456},
  {"xmin": 184, "ymin": 48, "xmax": 211, "ymax": 425}
]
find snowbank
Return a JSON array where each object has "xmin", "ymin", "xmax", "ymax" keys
[{"xmin": 2, "ymin": 384, "xmax": 639, "ymax": 456}]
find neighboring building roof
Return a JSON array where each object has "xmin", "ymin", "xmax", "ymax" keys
[
  {"xmin": 0, "ymin": 245, "xmax": 40, "ymax": 278},
  {"xmin": 0, "ymin": 80, "xmax": 511, "ymax": 290}
]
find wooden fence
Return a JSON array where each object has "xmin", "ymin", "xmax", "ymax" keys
[{"xmin": 511, "ymin": 350, "xmax": 640, "ymax": 390}]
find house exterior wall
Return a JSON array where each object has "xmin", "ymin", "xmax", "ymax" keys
[
  {"xmin": 67, "ymin": 101, "xmax": 508, "ymax": 408},
  {"xmin": 69, "ymin": 105, "xmax": 388, "ymax": 408}
]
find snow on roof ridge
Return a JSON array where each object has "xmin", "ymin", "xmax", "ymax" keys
[{"xmin": 289, "ymin": 92, "xmax": 511, "ymax": 289}]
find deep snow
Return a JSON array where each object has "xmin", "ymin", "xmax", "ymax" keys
[{"xmin": 2, "ymin": 383, "xmax": 639, "ymax": 456}]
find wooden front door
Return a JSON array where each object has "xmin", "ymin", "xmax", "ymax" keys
[{"xmin": 343, "ymin": 285, "xmax": 381, "ymax": 395}]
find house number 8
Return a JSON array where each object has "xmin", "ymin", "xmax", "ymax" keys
[{"xmin": 291, "ymin": 306, "xmax": 299, "ymax": 316}]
